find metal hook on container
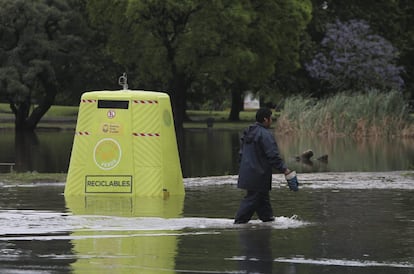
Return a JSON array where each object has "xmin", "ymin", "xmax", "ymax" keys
[{"xmin": 118, "ymin": 72, "xmax": 128, "ymax": 90}]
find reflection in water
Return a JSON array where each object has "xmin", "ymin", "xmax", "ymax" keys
[
  {"xmin": 276, "ymin": 133, "xmax": 414, "ymax": 173},
  {"xmin": 1, "ymin": 130, "xmax": 414, "ymax": 175},
  {"xmin": 65, "ymin": 195, "xmax": 184, "ymax": 274},
  {"xmin": 0, "ymin": 238, "xmax": 75, "ymax": 273},
  {"xmin": 237, "ymin": 228, "xmax": 299, "ymax": 274},
  {"xmin": 0, "ymin": 182, "xmax": 413, "ymax": 273},
  {"xmin": 65, "ymin": 195, "xmax": 185, "ymax": 218},
  {"xmin": 180, "ymin": 129, "xmax": 241, "ymax": 177},
  {"xmin": 14, "ymin": 131, "xmax": 39, "ymax": 172},
  {"xmin": 7, "ymin": 131, "xmax": 73, "ymax": 173},
  {"xmin": 238, "ymin": 228, "xmax": 273, "ymax": 273}
]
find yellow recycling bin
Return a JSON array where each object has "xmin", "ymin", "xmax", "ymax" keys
[{"xmin": 65, "ymin": 90, "xmax": 184, "ymax": 197}]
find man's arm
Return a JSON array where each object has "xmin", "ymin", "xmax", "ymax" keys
[{"xmin": 261, "ymin": 131, "xmax": 287, "ymax": 173}]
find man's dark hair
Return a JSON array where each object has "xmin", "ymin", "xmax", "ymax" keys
[{"xmin": 256, "ymin": 108, "xmax": 272, "ymax": 123}]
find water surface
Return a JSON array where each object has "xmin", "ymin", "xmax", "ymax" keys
[
  {"xmin": 0, "ymin": 129, "xmax": 413, "ymax": 273},
  {"xmin": 0, "ymin": 176, "xmax": 413, "ymax": 273},
  {"xmin": 1, "ymin": 129, "xmax": 414, "ymax": 176}
]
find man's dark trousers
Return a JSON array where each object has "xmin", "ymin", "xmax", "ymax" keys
[{"xmin": 234, "ymin": 190, "xmax": 274, "ymax": 224}]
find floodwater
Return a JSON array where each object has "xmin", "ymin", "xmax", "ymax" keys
[
  {"xmin": 1, "ymin": 129, "xmax": 414, "ymax": 176},
  {"xmin": 0, "ymin": 174, "xmax": 414, "ymax": 273},
  {"xmin": 0, "ymin": 129, "xmax": 413, "ymax": 273}
]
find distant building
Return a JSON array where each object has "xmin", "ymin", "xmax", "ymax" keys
[{"xmin": 243, "ymin": 92, "xmax": 260, "ymax": 110}]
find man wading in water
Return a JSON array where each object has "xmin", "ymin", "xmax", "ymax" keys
[{"xmin": 234, "ymin": 107, "xmax": 299, "ymax": 224}]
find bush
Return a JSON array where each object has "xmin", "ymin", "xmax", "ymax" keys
[
  {"xmin": 306, "ymin": 19, "xmax": 404, "ymax": 92},
  {"xmin": 276, "ymin": 90, "xmax": 412, "ymax": 137}
]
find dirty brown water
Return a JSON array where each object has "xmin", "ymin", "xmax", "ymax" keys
[{"xmin": 0, "ymin": 130, "xmax": 413, "ymax": 273}]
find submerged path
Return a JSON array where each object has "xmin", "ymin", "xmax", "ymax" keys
[
  {"xmin": 0, "ymin": 171, "xmax": 413, "ymax": 189},
  {"xmin": 184, "ymin": 171, "xmax": 414, "ymax": 190}
]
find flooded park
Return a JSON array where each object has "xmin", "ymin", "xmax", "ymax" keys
[
  {"xmin": 0, "ymin": 129, "xmax": 413, "ymax": 273},
  {"xmin": 2, "ymin": 0, "xmax": 414, "ymax": 272}
]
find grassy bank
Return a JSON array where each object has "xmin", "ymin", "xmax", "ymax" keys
[
  {"xmin": 0, "ymin": 104, "xmax": 79, "ymax": 130},
  {"xmin": 277, "ymin": 91, "xmax": 414, "ymax": 137},
  {"xmin": 184, "ymin": 110, "xmax": 257, "ymax": 129},
  {"xmin": 2, "ymin": 91, "xmax": 413, "ymax": 135},
  {"xmin": 0, "ymin": 103, "xmax": 258, "ymax": 130}
]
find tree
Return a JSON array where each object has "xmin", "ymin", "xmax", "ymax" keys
[
  {"xmin": 0, "ymin": 0, "xmax": 87, "ymax": 131},
  {"xmin": 209, "ymin": 0, "xmax": 312, "ymax": 121},
  {"xmin": 87, "ymin": 0, "xmax": 312, "ymax": 126},
  {"xmin": 54, "ymin": 1, "xmax": 124, "ymax": 106},
  {"xmin": 305, "ymin": 19, "xmax": 404, "ymax": 92},
  {"xmin": 300, "ymin": 0, "xmax": 414, "ymax": 97}
]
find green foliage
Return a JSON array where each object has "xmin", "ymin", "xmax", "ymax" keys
[
  {"xmin": 304, "ymin": 0, "xmax": 414, "ymax": 98},
  {"xmin": 0, "ymin": 0, "xmax": 88, "ymax": 130},
  {"xmin": 277, "ymin": 90, "xmax": 411, "ymax": 137},
  {"xmin": 306, "ymin": 19, "xmax": 403, "ymax": 92},
  {"xmin": 86, "ymin": 0, "xmax": 312, "ymax": 126}
]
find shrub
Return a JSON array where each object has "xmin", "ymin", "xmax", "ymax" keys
[
  {"xmin": 306, "ymin": 19, "xmax": 404, "ymax": 92},
  {"xmin": 276, "ymin": 90, "xmax": 412, "ymax": 137}
]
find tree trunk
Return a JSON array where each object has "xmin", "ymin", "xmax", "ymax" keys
[
  {"xmin": 13, "ymin": 68, "xmax": 58, "ymax": 132},
  {"xmin": 14, "ymin": 104, "xmax": 51, "ymax": 132},
  {"xmin": 169, "ymin": 73, "xmax": 189, "ymax": 132},
  {"xmin": 228, "ymin": 89, "xmax": 242, "ymax": 121},
  {"xmin": 25, "ymin": 103, "xmax": 53, "ymax": 130},
  {"xmin": 12, "ymin": 100, "xmax": 31, "ymax": 131}
]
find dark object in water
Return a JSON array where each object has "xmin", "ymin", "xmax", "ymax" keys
[
  {"xmin": 317, "ymin": 154, "xmax": 328, "ymax": 163},
  {"xmin": 295, "ymin": 149, "xmax": 314, "ymax": 161},
  {"xmin": 295, "ymin": 149, "xmax": 328, "ymax": 165}
]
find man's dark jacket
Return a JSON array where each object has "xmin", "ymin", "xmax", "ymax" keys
[{"xmin": 237, "ymin": 122, "xmax": 287, "ymax": 192}]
